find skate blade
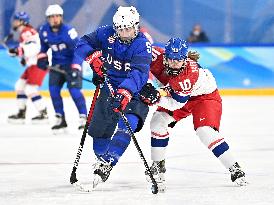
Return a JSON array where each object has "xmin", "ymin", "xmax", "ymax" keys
[
  {"xmin": 52, "ymin": 128, "xmax": 67, "ymax": 135},
  {"xmin": 146, "ymin": 174, "xmax": 165, "ymax": 183},
  {"xmin": 153, "ymin": 182, "xmax": 166, "ymax": 193},
  {"xmin": 31, "ymin": 119, "xmax": 49, "ymax": 124},
  {"xmin": 235, "ymin": 177, "xmax": 249, "ymax": 186},
  {"xmin": 7, "ymin": 119, "xmax": 25, "ymax": 124},
  {"xmin": 73, "ymin": 181, "xmax": 94, "ymax": 192},
  {"xmin": 158, "ymin": 182, "xmax": 166, "ymax": 193},
  {"xmin": 93, "ymin": 174, "xmax": 103, "ymax": 189}
]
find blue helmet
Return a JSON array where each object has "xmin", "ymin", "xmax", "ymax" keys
[
  {"xmin": 13, "ymin": 11, "xmax": 30, "ymax": 24},
  {"xmin": 165, "ymin": 38, "xmax": 188, "ymax": 60}
]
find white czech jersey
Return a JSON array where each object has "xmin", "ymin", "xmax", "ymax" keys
[
  {"xmin": 19, "ymin": 26, "xmax": 41, "ymax": 66},
  {"xmin": 191, "ymin": 68, "xmax": 217, "ymax": 97}
]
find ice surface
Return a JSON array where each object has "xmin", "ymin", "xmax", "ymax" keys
[{"xmin": 0, "ymin": 96, "xmax": 274, "ymax": 205}]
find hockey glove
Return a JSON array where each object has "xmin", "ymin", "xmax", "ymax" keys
[
  {"xmin": 168, "ymin": 121, "xmax": 177, "ymax": 128},
  {"xmin": 20, "ymin": 58, "xmax": 26, "ymax": 66},
  {"xmin": 37, "ymin": 54, "xmax": 49, "ymax": 70},
  {"xmin": 70, "ymin": 69, "xmax": 80, "ymax": 79},
  {"xmin": 8, "ymin": 48, "xmax": 19, "ymax": 56},
  {"xmin": 139, "ymin": 83, "xmax": 161, "ymax": 106},
  {"xmin": 86, "ymin": 51, "xmax": 105, "ymax": 77},
  {"xmin": 112, "ymin": 88, "xmax": 132, "ymax": 112},
  {"xmin": 70, "ymin": 64, "xmax": 82, "ymax": 78}
]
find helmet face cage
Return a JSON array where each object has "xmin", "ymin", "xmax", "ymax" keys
[
  {"xmin": 13, "ymin": 11, "xmax": 30, "ymax": 25},
  {"xmin": 164, "ymin": 38, "xmax": 188, "ymax": 76},
  {"xmin": 113, "ymin": 6, "xmax": 140, "ymax": 43}
]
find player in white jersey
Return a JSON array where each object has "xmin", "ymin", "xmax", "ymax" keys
[
  {"xmin": 139, "ymin": 38, "xmax": 248, "ymax": 192},
  {"xmin": 8, "ymin": 12, "xmax": 48, "ymax": 124}
]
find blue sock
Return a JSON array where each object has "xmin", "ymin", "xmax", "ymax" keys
[
  {"xmin": 69, "ymin": 88, "xmax": 87, "ymax": 115},
  {"xmin": 93, "ymin": 137, "xmax": 111, "ymax": 158},
  {"xmin": 49, "ymin": 85, "xmax": 64, "ymax": 115},
  {"xmin": 101, "ymin": 114, "xmax": 139, "ymax": 166}
]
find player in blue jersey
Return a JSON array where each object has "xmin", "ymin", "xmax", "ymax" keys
[
  {"xmin": 75, "ymin": 6, "xmax": 152, "ymax": 188},
  {"xmin": 37, "ymin": 4, "xmax": 87, "ymax": 133}
]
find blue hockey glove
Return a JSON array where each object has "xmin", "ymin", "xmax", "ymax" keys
[
  {"xmin": 112, "ymin": 88, "xmax": 132, "ymax": 112},
  {"xmin": 70, "ymin": 69, "xmax": 80, "ymax": 78},
  {"xmin": 37, "ymin": 53, "xmax": 49, "ymax": 70}
]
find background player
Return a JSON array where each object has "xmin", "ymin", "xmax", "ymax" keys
[
  {"xmin": 140, "ymin": 38, "xmax": 248, "ymax": 191},
  {"xmin": 37, "ymin": 4, "xmax": 87, "ymax": 132},
  {"xmin": 8, "ymin": 11, "xmax": 48, "ymax": 124},
  {"xmin": 75, "ymin": 6, "xmax": 152, "ymax": 188}
]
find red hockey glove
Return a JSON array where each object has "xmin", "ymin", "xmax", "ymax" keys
[
  {"xmin": 86, "ymin": 51, "xmax": 104, "ymax": 77},
  {"xmin": 112, "ymin": 89, "xmax": 132, "ymax": 112}
]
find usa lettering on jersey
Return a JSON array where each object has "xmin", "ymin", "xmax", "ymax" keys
[{"xmin": 104, "ymin": 53, "xmax": 131, "ymax": 71}]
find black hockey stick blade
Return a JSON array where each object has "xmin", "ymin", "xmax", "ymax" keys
[{"xmin": 70, "ymin": 86, "xmax": 100, "ymax": 185}]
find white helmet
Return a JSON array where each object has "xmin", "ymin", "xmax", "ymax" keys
[
  {"xmin": 45, "ymin": 4, "xmax": 63, "ymax": 17},
  {"xmin": 113, "ymin": 6, "xmax": 140, "ymax": 31}
]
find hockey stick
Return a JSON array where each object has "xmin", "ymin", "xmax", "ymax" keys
[
  {"xmin": 70, "ymin": 85, "xmax": 100, "ymax": 189},
  {"xmin": 104, "ymin": 76, "xmax": 159, "ymax": 194},
  {"xmin": 0, "ymin": 33, "xmax": 14, "ymax": 49},
  {"xmin": 49, "ymin": 65, "xmax": 94, "ymax": 83}
]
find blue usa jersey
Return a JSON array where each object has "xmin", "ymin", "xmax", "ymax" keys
[
  {"xmin": 75, "ymin": 25, "xmax": 152, "ymax": 95},
  {"xmin": 39, "ymin": 23, "xmax": 82, "ymax": 68}
]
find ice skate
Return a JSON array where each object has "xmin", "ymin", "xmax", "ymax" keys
[
  {"xmin": 7, "ymin": 108, "xmax": 26, "ymax": 124},
  {"xmin": 145, "ymin": 160, "xmax": 166, "ymax": 192},
  {"xmin": 51, "ymin": 114, "xmax": 67, "ymax": 134},
  {"xmin": 78, "ymin": 114, "xmax": 86, "ymax": 130},
  {"xmin": 229, "ymin": 162, "xmax": 248, "ymax": 186},
  {"xmin": 92, "ymin": 158, "xmax": 113, "ymax": 189},
  {"xmin": 31, "ymin": 109, "xmax": 49, "ymax": 124}
]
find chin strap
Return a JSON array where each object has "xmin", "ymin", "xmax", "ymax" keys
[{"xmin": 163, "ymin": 58, "xmax": 185, "ymax": 76}]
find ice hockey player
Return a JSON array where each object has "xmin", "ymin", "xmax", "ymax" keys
[
  {"xmin": 75, "ymin": 6, "xmax": 152, "ymax": 188},
  {"xmin": 8, "ymin": 11, "xmax": 48, "ymax": 124},
  {"xmin": 139, "ymin": 37, "xmax": 248, "ymax": 192},
  {"xmin": 37, "ymin": 4, "xmax": 87, "ymax": 132}
]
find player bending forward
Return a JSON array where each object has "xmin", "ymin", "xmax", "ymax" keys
[
  {"xmin": 75, "ymin": 6, "xmax": 152, "ymax": 188},
  {"xmin": 140, "ymin": 38, "xmax": 248, "ymax": 192},
  {"xmin": 8, "ymin": 12, "xmax": 48, "ymax": 124}
]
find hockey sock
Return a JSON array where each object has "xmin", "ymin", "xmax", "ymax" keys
[
  {"xmin": 17, "ymin": 94, "xmax": 27, "ymax": 110},
  {"xmin": 150, "ymin": 111, "xmax": 171, "ymax": 161},
  {"xmin": 93, "ymin": 137, "xmax": 111, "ymax": 158},
  {"xmin": 151, "ymin": 133, "xmax": 169, "ymax": 161},
  {"xmin": 31, "ymin": 95, "xmax": 46, "ymax": 112},
  {"xmin": 101, "ymin": 114, "xmax": 139, "ymax": 166},
  {"xmin": 49, "ymin": 85, "xmax": 64, "ymax": 116},
  {"xmin": 69, "ymin": 88, "xmax": 87, "ymax": 115},
  {"xmin": 196, "ymin": 126, "xmax": 236, "ymax": 169}
]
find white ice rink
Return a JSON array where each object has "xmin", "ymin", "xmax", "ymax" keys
[{"xmin": 0, "ymin": 96, "xmax": 274, "ymax": 205}]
